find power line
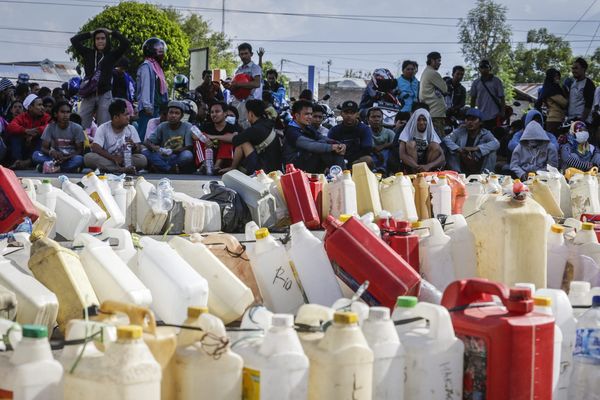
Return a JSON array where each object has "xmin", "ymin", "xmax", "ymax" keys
[
  {"xmin": 586, "ymin": 23, "xmax": 600, "ymax": 55},
  {"xmin": 563, "ymin": 0, "xmax": 599, "ymax": 39}
]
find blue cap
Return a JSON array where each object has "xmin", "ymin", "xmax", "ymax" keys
[
  {"xmin": 593, "ymin": 295, "xmax": 600, "ymax": 307},
  {"xmin": 466, "ymin": 108, "xmax": 483, "ymax": 120}
]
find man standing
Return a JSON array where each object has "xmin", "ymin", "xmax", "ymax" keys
[
  {"xmin": 84, "ymin": 99, "xmax": 147, "ymax": 173},
  {"xmin": 419, "ymin": 52, "xmax": 448, "ymax": 137},
  {"xmin": 470, "ymin": 60, "xmax": 505, "ymax": 131},
  {"xmin": 445, "ymin": 66, "xmax": 466, "ymax": 118},
  {"xmin": 367, "ymin": 107, "xmax": 395, "ymax": 172},
  {"xmin": 143, "ymin": 100, "xmax": 194, "ymax": 173},
  {"xmin": 282, "ymin": 99, "xmax": 345, "ymax": 173},
  {"xmin": 222, "ymin": 43, "xmax": 262, "ymax": 129},
  {"xmin": 443, "ymin": 108, "xmax": 500, "ymax": 174},
  {"xmin": 328, "ymin": 100, "xmax": 374, "ymax": 168},
  {"xmin": 568, "ymin": 57, "xmax": 595, "ymax": 124}
]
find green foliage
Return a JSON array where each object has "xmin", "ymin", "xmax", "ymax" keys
[
  {"xmin": 68, "ymin": 1, "xmax": 189, "ymax": 80},
  {"xmin": 582, "ymin": 49, "xmax": 600, "ymax": 84},
  {"xmin": 512, "ymin": 29, "xmax": 573, "ymax": 83}
]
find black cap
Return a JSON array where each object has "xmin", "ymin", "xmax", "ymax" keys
[
  {"xmin": 479, "ymin": 60, "xmax": 492, "ymax": 69},
  {"xmin": 341, "ymin": 100, "xmax": 359, "ymax": 112}
]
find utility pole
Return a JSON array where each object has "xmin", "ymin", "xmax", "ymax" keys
[
  {"xmin": 326, "ymin": 59, "xmax": 332, "ymax": 95},
  {"xmin": 280, "ymin": 59, "xmax": 284, "ymax": 74},
  {"xmin": 221, "ymin": 0, "xmax": 225, "ymax": 34}
]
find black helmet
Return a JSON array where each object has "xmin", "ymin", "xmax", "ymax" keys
[
  {"xmin": 142, "ymin": 37, "xmax": 167, "ymax": 58},
  {"xmin": 173, "ymin": 74, "xmax": 189, "ymax": 90}
]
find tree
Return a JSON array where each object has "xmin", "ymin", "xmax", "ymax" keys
[
  {"xmin": 584, "ymin": 48, "xmax": 600, "ymax": 83},
  {"xmin": 512, "ymin": 29, "xmax": 573, "ymax": 83},
  {"xmin": 68, "ymin": 1, "xmax": 189, "ymax": 79}
]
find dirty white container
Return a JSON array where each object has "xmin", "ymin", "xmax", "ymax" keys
[
  {"xmin": 257, "ymin": 169, "xmax": 289, "ymax": 225},
  {"xmin": 59, "ymin": 175, "xmax": 107, "ymax": 226},
  {"xmin": 329, "ymin": 170, "xmax": 358, "ymax": 218},
  {"xmin": 35, "ymin": 179, "xmax": 56, "ymax": 211},
  {"xmin": 352, "ymin": 162, "xmax": 382, "ymax": 216},
  {"xmin": 73, "ymin": 233, "xmax": 152, "ymax": 307},
  {"xmin": 531, "ymin": 178, "xmax": 564, "ymax": 217},
  {"xmin": 379, "ymin": 173, "xmax": 417, "ymax": 221},
  {"xmin": 288, "ymin": 222, "xmax": 342, "ymax": 306},
  {"xmin": 295, "ymin": 303, "xmax": 334, "ymax": 353},
  {"xmin": 0, "ymin": 285, "xmax": 16, "ymax": 321},
  {"xmin": 136, "ymin": 237, "xmax": 209, "ymax": 324},
  {"xmin": 197, "ymin": 199, "xmax": 221, "ymax": 232},
  {"xmin": 63, "ymin": 325, "xmax": 161, "ymax": 400},
  {"xmin": 430, "ymin": 175, "xmax": 452, "ymax": 217},
  {"xmin": 169, "ymin": 236, "xmax": 254, "ymax": 324},
  {"xmin": 533, "ymin": 296, "xmax": 563, "ymax": 392},
  {"xmin": 361, "ymin": 307, "xmax": 405, "ymax": 400},
  {"xmin": 570, "ymin": 172, "xmax": 600, "ymax": 219},
  {"xmin": 81, "ymin": 172, "xmax": 125, "ymax": 229},
  {"xmin": 247, "ymin": 228, "xmax": 305, "ymax": 314},
  {"xmin": 107, "ymin": 176, "xmax": 127, "ymax": 223},
  {"xmin": 20, "ymin": 178, "xmax": 38, "ymax": 201},
  {"xmin": 235, "ymin": 314, "xmax": 309, "ymax": 400},
  {"xmin": 306, "ymin": 311, "xmax": 374, "ymax": 400},
  {"xmin": 548, "ymin": 224, "xmax": 569, "ymax": 289},
  {"xmin": 419, "ymin": 218, "xmax": 455, "ymax": 292},
  {"xmin": 401, "ymin": 302, "xmax": 464, "ymax": 400},
  {"xmin": 135, "ymin": 177, "xmax": 168, "ymax": 234},
  {"xmin": 123, "ymin": 176, "xmax": 137, "ymax": 231},
  {"xmin": 222, "ymin": 169, "xmax": 277, "ymax": 228},
  {"xmin": 391, "ymin": 296, "xmax": 426, "ymax": 334},
  {"xmin": 485, "ymin": 174, "xmax": 502, "ymax": 194},
  {"xmin": 569, "ymin": 281, "xmax": 592, "ymax": 318},
  {"xmin": 31, "ymin": 199, "xmax": 56, "ymax": 239},
  {"xmin": 168, "ymin": 191, "xmax": 206, "ymax": 234},
  {"xmin": 443, "ymin": 214, "xmax": 477, "ymax": 280},
  {"xmin": 0, "ymin": 324, "xmax": 63, "ymax": 399},
  {"xmin": 0, "ymin": 318, "xmax": 22, "ymax": 351},
  {"xmin": 60, "ymin": 319, "xmax": 117, "ymax": 370}
]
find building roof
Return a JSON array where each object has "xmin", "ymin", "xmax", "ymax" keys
[{"xmin": 0, "ymin": 59, "xmax": 79, "ymax": 89}]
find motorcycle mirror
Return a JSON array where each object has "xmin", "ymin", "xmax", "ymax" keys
[
  {"xmin": 513, "ymin": 101, "xmax": 521, "ymax": 107},
  {"xmin": 322, "ymin": 94, "xmax": 331, "ymax": 101}
]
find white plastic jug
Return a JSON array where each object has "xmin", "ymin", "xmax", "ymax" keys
[
  {"xmin": 463, "ymin": 178, "xmax": 489, "ymax": 217},
  {"xmin": 73, "ymin": 232, "xmax": 152, "ymax": 307},
  {"xmin": 533, "ymin": 296, "xmax": 563, "ymax": 392},
  {"xmin": 136, "ymin": 236, "xmax": 209, "ymax": 324},
  {"xmin": 0, "ymin": 324, "xmax": 62, "ymax": 399},
  {"xmin": 107, "ymin": 176, "xmax": 127, "ymax": 223},
  {"xmin": 419, "ymin": 218, "xmax": 455, "ymax": 292},
  {"xmin": 235, "ymin": 314, "xmax": 309, "ymax": 400},
  {"xmin": 222, "ymin": 169, "xmax": 277, "ymax": 228},
  {"xmin": 329, "ymin": 170, "xmax": 358, "ymax": 218},
  {"xmin": 401, "ymin": 302, "xmax": 464, "ymax": 400},
  {"xmin": 123, "ymin": 176, "xmax": 137, "ymax": 231},
  {"xmin": 536, "ymin": 168, "xmax": 562, "ymax": 211},
  {"xmin": 257, "ymin": 170, "xmax": 289, "ymax": 225},
  {"xmin": 352, "ymin": 162, "xmax": 382, "ymax": 216},
  {"xmin": 531, "ymin": 178, "xmax": 564, "ymax": 217},
  {"xmin": 295, "ymin": 304, "xmax": 334, "ymax": 352},
  {"xmin": 31, "ymin": 199, "xmax": 56, "ymax": 239},
  {"xmin": 379, "ymin": 173, "xmax": 417, "ymax": 222},
  {"xmin": 569, "ymin": 281, "xmax": 592, "ymax": 318},
  {"xmin": 20, "ymin": 178, "xmax": 38, "ymax": 201},
  {"xmin": 391, "ymin": 296, "xmax": 426, "ymax": 334},
  {"xmin": 570, "ymin": 172, "xmax": 600, "ymax": 219},
  {"xmin": 548, "ymin": 224, "xmax": 569, "ymax": 289},
  {"xmin": 135, "ymin": 177, "xmax": 168, "ymax": 234},
  {"xmin": 247, "ymin": 228, "xmax": 305, "ymax": 314},
  {"xmin": 58, "ymin": 175, "xmax": 107, "ymax": 226},
  {"xmin": 63, "ymin": 325, "xmax": 161, "ymax": 400},
  {"xmin": 197, "ymin": 199, "xmax": 222, "ymax": 232},
  {"xmin": 430, "ymin": 175, "xmax": 452, "ymax": 217},
  {"xmin": 443, "ymin": 214, "xmax": 477, "ymax": 280},
  {"xmin": 60, "ymin": 319, "xmax": 117, "ymax": 370},
  {"xmin": 97, "ymin": 228, "xmax": 137, "ymax": 267},
  {"xmin": 361, "ymin": 307, "xmax": 405, "ymax": 400},
  {"xmin": 306, "ymin": 311, "xmax": 374, "ymax": 400},
  {"xmin": 170, "ymin": 191, "xmax": 207, "ymax": 234},
  {"xmin": 485, "ymin": 174, "xmax": 502, "ymax": 194},
  {"xmin": 169, "ymin": 236, "xmax": 254, "ymax": 324},
  {"xmin": 0, "ymin": 318, "xmax": 21, "ymax": 351},
  {"xmin": 288, "ymin": 222, "xmax": 342, "ymax": 306},
  {"xmin": 81, "ymin": 172, "xmax": 125, "ymax": 229},
  {"xmin": 331, "ymin": 297, "xmax": 370, "ymax": 324}
]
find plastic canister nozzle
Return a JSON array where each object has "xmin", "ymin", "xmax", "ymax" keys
[
  {"xmin": 271, "ymin": 314, "xmax": 294, "ymax": 328},
  {"xmin": 582, "ymin": 222, "xmax": 594, "ymax": 231},
  {"xmin": 533, "ymin": 296, "xmax": 552, "ymax": 308},
  {"xmin": 368, "ymin": 307, "xmax": 390, "ymax": 321},
  {"xmin": 593, "ymin": 295, "xmax": 600, "ymax": 307},
  {"xmin": 187, "ymin": 306, "xmax": 209, "ymax": 318},
  {"xmin": 396, "ymin": 296, "xmax": 417, "ymax": 308},
  {"xmin": 334, "ymin": 311, "xmax": 358, "ymax": 325},
  {"xmin": 285, "ymin": 164, "xmax": 297, "ymax": 174},
  {"xmin": 507, "ymin": 287, "xmax": 534, "ymax": 314},
  {"xmin": 88, "ymin": 226, "xmax": 102, "ymax": 234},
  {"xmin": 117, "ymin": 325, "xmax": 143, "ymax": 340},
  {"xmin": 550, "ymin": 224, "xmax": 565, "ymax": 234},
  {"xmin": 22, "ymin": 324, "xmax": 47, "ymax": 339},
  {"xmin": 255, "ymin": 227, "xmax": 270, "ymax": 240}
]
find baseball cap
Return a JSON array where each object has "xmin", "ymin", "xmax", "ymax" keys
[
  {"xmin": 479, "ymin": 60, "xmax": 492, "ymax": 69},
  {"xmin": 465, "ymin": 108, "xmax": 483, "ymax": 120},
  {"xmin": 341, "ymin": 100, "xmax": 358, "ymax": 113}
]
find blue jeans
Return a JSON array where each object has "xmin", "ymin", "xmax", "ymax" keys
[
  {"xmin": 32, "ymin": 151, "xmax": 84, "ymax": 172},
  {"xmin": 137, "ymin": 105, "xmax": 160, "ymax": 142},
  {"xmin": 144, "ymin": 149, "xmax": 194, "ymax": 172}
]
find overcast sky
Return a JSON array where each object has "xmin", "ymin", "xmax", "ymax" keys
[{"xmin": 1, "ymin": 0, "xmax": 600, "ymax": 82}]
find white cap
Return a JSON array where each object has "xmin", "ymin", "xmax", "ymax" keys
[
  {"xmin": 570, "ymin": 281, "xmax": 591, "ymax": 293},
  {"xmin": 271, "ymin": 314, "xmax": 294, "ymax": 328},
  {"xmin": 368, "ymin": 307, "xmax": 390, "ymax": 321}
]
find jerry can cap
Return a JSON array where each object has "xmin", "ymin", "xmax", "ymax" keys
[
  {"xmin": 550, "ymin": 224, "xmax": 565, "ymax": 234},
  {"xmin": 22, "ymin": 324, "xmax": 47, "ymax": 339},
  {"xmin": 268, "ymin": 171, "xmax": 278, "ymax": 177},
  {"xmin": 394, "ymin": 172, "xmax": 404, "ymax": 177},
  {"xmin": 85, "ymin": 171, "xmax": 95, "ymax": 177},
  {"xmin": 187, "ymin": 306, "xmax": 209, "ymax": 318},
  {"xmin": 507, "ymin": 287, "xmax": 534, "ymax": 314},
  {"xmin": 528, "ymin": 172, "xmax": 536, "ymax": 177},
  {"xmin": 29, "ymin": 230, "xmax": 45, "ymax": 242},
  {"xmin": 438, "ymin": 174, "xmax": 446, "ymax": 179},
  {"xmin": 593, "ymin": 296, "xmax": 600, "ymax": 307},
  {"xmin": 334, "ymin": 311, "xmax": 358, "ymax": 325},
  {"xmin": 411, "ymin": 221, "xmax": 422, "ymax": 229},
  {"xmin": 339, "ymin": 214, "xmax": 352, "ymax": 223},
  {"xmin": 582, "ymin": 222, "xmax": 595, "ymax": 231},
  {"xmin": 117, "ymin": 325, "xmax": 143, "ymax": 340},
  {"xmin": 98, "ymin": 175, "xmax": 107, "ymax": 180},
  {"xmin": 368, "ymin": 307, "xmax": 390, "ymax": 321},
  {"xmin": 396, "ymin": 296, "xmax": 417, "ymax": 308},
  {"xmin": 271, "ymin": 314, "xmax": 294, "ymax": 328},
  {"xmin": 570, "ymin": 281, "xmax": 591, "ymax": 292},
  {"xmin": 343, "ymin": 170, "xmax": 351, "ymax": 175},
  {"xmin": 42, "ymin": 178, "xmax": 51, "ymax": 184},
  {"xmin": 394, "ymin": 220, "xmax": 412, "ymax": 233},
  {"xmin": 255, "ymin": 228, "xmax": 270, "ymax": 240},
  {"xmin": 514, "ymin": 179, "xmax": 521, "ymax": 183},
  {"xmin": 533, "ymin": 296, "xmax": 552, "ymax": 307},
  {"xmin": 88, "ymin": 226, "xmax": 102, "ymax": 234}
]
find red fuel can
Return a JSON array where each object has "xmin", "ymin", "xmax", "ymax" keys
[
  {"xmin": 441, "ymin": 278, "xmax": 555, "ymax": 400},
  {"xmin": 380, "ymin": 219, "xmax": 420, "ymax": 273},
  {"xmin": 280, "ymin": 164, "xmax": 320, "ymax": 229},
  {"xmin": 323, "ymin": 215, "xmax": 421, "ymax": 308},
  {"xmin": 0, "ymin": 166, "xmax": 39, "ymax": 233},
  {"xmin": 308, "ymin": 174, "xmax": 323, "ymax": 225}
]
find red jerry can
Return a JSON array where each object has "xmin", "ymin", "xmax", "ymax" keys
[
  {"xmin": 381, "ymin": 219, "xmax": 420, "ymax": 274},
  {"xmin": 280, "ymin": 164, "xmax": 320, "ymax": 229},
  {"xmin": 308, "ymin": 174, "xmax": 323, "ymax": 225},
  {"xmin": 442, "ymin": 278, "xmax": 555, "ymax": 400},
  {"xmin": 0, "ymin": 166, "xmax": 39, "ymax": 233},
  {"xmin": 322, "ymin": 215, "xmax": 421, "ymax": 308}
]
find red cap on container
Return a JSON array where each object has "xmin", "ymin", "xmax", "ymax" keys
[
  {"xmin": 322, "ymin": 215, "xmax": 342, "ymax": 233},
  {"xmin": 285, "ymin": 164, "xmax": 296, "ymax": 173},
  {"xmin": 88, "ymin": 226, "xmax": 102, "ymax": 234},
  {"xmin": 394, "ymin": 220, "xmax": 412, "ymax": 233},
  {"xmin": 507, "ymin": 287, "xmax": 533, "ymax": 314}
]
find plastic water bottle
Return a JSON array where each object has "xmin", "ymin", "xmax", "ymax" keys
[
  {"xmin": 123, "ymin": 143, "xmax": 132, "ymax": 169},
  {"xmin": 157, "ymin": 178, "xmax": 174, "ymax": 212},
  {"xmin": 205, "ymin": 147, "xmax": 214, "ymax": 175},
  {"xmin": 569, "ymin": 295, "xmax": 600, "ymax": 400}
]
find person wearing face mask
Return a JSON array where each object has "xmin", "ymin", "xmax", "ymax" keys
[
  {"xmin": 560, "ymin": 121, "xmax": 600, "ymax": 170},
  {"xmin": 225, "ymin": 105, "xmax": 242, "ymax": 131},
  {"xmin": 510, "ymin": 120, "xmax": 558, "ymax": 180},
  {"xmin": 398, "ymin": 108, "xmax": 445, "ymax": 173},
  {"xmin": 201, "ymin": 102, "xmax": 239, "ymax": 173}
]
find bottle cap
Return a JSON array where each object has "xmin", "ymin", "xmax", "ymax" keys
[
  {"xmin": 88, "ymin": 226, "xmax": 102, "ymax": 234},
  {"xmin": 255, "ymin": 227, "xmax": 270, "ymax": 240},
  {"xmin": 394, "ymin": 172, "xmax": 404, "ymax": 177},
  {"xmin": 533, "ymin": 296, "xmax": 552, "ymax": 307},
  {"xmin": 334, "ymin": 311, "xmax": 358, "ymax": 325},
  {"xmin": 416, "ymin": 173, "xmax": 424, "ymax": 177},
  {"xmin": 514, "ymin": 179, "xmax": 521, "ymax": 183},
  {"xmin": 528, "ymin": 172, "xmax": 536, "ymax": 177},
  {"xmin": 187, "ymin": 306, "xmax": 209, "ymax": 318},
  {"xmin": 394, "ymin": 220, "xmax": 412, "ymax": 233},
  {"xmin": 42, "ymin": 179, "xmax": 51, "ymax": 184},
  {"xmin": 438, "ymin": 174, "xmax": 446, "ymax": 179},
  {"xmin": 29, "ymin": 230, "xmax": 45, "ymax": 243},
  {"xmin": 268, "ymin": 171, "xmax": 278, "ymax": 178},
  {"xmin": 343, "ymin": 170, "xmax": 351, "ymax": 175},
  {"xmin": 117, "ymin": 325, "xmax": 143, "ymax": 340},
  {"xmin": 582, "ymin": 222, "xmax": 594, "ymax": 231},
  {"xmin": 411, "ymin": 221, "xmax": 422, "ymax": 229},
  {"xmin": 99, "ymin": 175, "xmax": 107, "ymax": 180},
  {"xmin": 593, "ymin": 295, "xmax": 600, "ymax": 307},
  {"xmin": 507, "ymin": 287, "xmax": 534, "ymax": 314},
  {"xmin": 570, "ymin": 281, "xmax": 591, "ymax": 292},
  {"xmin": 339, "ymin": 214, "xmax": 352, "ymax": 223},
  {"xmin": 368, "ymin": 307, "xmax": 390, "ymax": 321},
  {"xmin": 271, "ymin": 314, "xmax": 294, "ymax": 328},
  {"xmin": 396, "ymin": 296, "xmax": 417, "ymax": 308},
  {"xmin": 550, "ymin": 224, "xmax": 565, "ymax": 234},
  {"xmin": 22, "ymin": 324, "xmax": 47, "ymax": 339}
]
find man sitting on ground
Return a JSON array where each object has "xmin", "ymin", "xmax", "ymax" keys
[
  {"xmin": 398, "ymin": 108, "xmax": 445, "ymax": 172},
  {"xmin": 327, "ymin": 100, "xmax": 374, "ymax": 168},
  {"xmin": 367, "ymin": 107, "xmax": 396, "ymax": 172},
  {"xmin": 310, "ymin": 104, "xmax": 329, "ymax": 136}
]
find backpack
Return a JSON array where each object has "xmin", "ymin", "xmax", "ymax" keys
[{"xmin": 200, "ymin": 182, "xmax": 251, "ymax": 233}]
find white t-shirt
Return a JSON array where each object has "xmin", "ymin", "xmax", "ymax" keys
[
  {"xmin": 93, "ymin": 122, "xmax": 141, "ymax": 155},
  {"xmin": 234, "ymin": 61, "xmax": 263, "ymax": 100}
]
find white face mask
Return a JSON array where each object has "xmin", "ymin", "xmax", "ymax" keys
[
  {"xmin": 225, "ymin": 116, "xmax": 236, "ymax": 125},
  {"xmin": 575, "ymin": 130, "xmax": 589, "ymax": 144}
]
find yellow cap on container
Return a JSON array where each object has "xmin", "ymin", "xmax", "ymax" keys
[
  {"xmin": 255, "ymin": 228, "xmax": 270, "ymax": 240},
  {"xmin": 117, "ymin": 325, "xmax": 143, "ymax": 340},
  {"xmin": 528, "ymin": 172, "xmax": 535, "ymax": 177},
  {"xmin": 334, "ymin": 311, "xmax": 358, "ymax": 325},
  {"xmin": 514, "ymin": 179, "xmax": 521, "ymax": 183},
  {"xmin": 85, "ymin": 171, "xmax": 95, "ymax": 178},
  {"xmin": 533, "ymin": 296, "xmax": 552, "ymax": 307},
  {"xmin": 29, "ymin": 230, "xmax": 45, "ymax": 243},
  {"xmin": 395, "ymin": 172, "xmax": 404, "ymax": 177},
  {"xmin": 438, "ymin": 174, "xmax": 446, "ymax": 179},
  {"xmin": 582, "ymin": 222, "xmax": 595, "ymax": 231},
  {"xmin": 187, "ymin": 306, "xmax": 209, "ymax": 318},
  {"xmin": 339, "ymin": 214, "xmax": 352, "ymax": 223},
  {"xmin": 343, "ymin": 170, "xmax": 351, "ymax": 175},
  {"xmin": 99, "ymin": 175, "xmax": 107, "ymax": 180},
  {"xmin": 551, "ymin": 224, "xmax": 565, "ymax": 234},
  {"xmin": 411, "ymin": 221, "xmax": 422, "ymax": 229}
]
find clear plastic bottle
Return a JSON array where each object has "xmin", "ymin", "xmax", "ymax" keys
[
  {"xmin": 156, "ymin": 178, "xmax": 174, "ymax": 212},
  {"xmin": 569, "ymin": 295, "xmax": 600, "ymax": 400},
  {"xmin": 123, "ymin": 143, "xmax": 132, "ymax": 169},
  {"xmin": 205, "ymin": 147, "xmax": 214, "ymax": 175}
]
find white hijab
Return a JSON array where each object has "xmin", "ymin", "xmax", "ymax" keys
[{"xmin": 399, "ymin": 108, "xmax": 440, "ymax": 143}]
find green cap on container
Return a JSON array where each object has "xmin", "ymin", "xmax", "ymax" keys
[
  {"xmin": 22, "ymin": 324, "xmax": 48, "ymax": 339},
  {"xmin": 396, "ymin": 296, "xmax": 417, "ymax": 308},
  {"xmin": 42, "ymin": 179, "xmax": 51, "ymax": 184}
]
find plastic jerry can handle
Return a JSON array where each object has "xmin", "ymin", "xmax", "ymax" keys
[
  {"xmin": 441, "ymin": 278, "xmax": 510, "ymax": 309},
  {"xmin": 412, "ymin": 302, "xmax": 455, "ymax": 341},
  {"xmin": 101, "ymin": 228, "xmax": 134, "ymax": 251},
  {"xmin": 100, "ymin": 300, "xmax": 157, "ymax": 335}
]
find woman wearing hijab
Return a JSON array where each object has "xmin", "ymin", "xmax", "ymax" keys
[
  {"xmin": 538, "ymin": 68, "xmax": 567, "ymax": 136},
  {"xmin": 560, "ymin": 121, "xmax": 600, "ymax": 170},
  {"xmin": 70, "ymin": 28, "xmax": 131, "ymax": 130},
  {"xmin": 398, "ymin": 108, "xmax": 445, "ymax": 172}
]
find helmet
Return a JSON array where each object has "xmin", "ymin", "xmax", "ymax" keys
[
  {"xmin": 173, "ymin": 74, "xmax": 189, "ymax": 90},
  {"xmin": 67, "ymin": 76, "xmax": 82, "ymax": 97},
  {"xmin": 17, "ymin": 73, "xmax": 30, "ymax": 84},
  {"xmin": 180, "ymin": 98, "xmax": 198, "ymax": 123},
  {"xmin": 371, "ymin": 68, "xmax": 394, "ymax": 89},
  {"xmin": 142, "ymin": 37, "xmax": 167, "ymax": 58}
]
